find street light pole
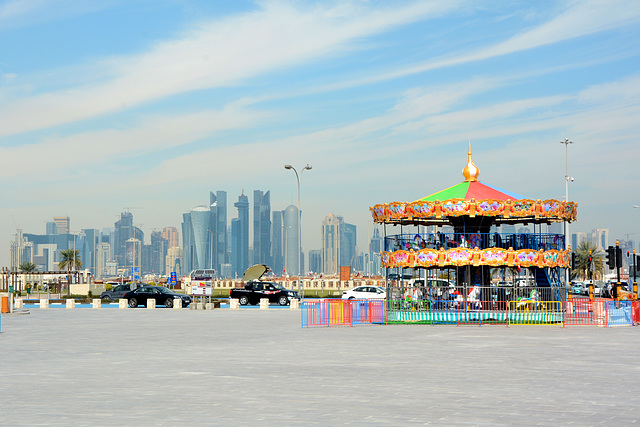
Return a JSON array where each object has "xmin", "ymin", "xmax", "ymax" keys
[
  {"xmin": 560, "ymin": 138, "xmax": 574, "ymax": 289},
  {"xmin": 284, "ymin": 164, "xmax": 312, "ymax": 299}
]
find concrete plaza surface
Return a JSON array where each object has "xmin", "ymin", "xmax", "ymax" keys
[{"xmin": 1, "ymin": 309, "xmax": 639, "ymax": 426}]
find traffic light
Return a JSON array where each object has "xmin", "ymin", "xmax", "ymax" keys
[
  {"xmin": 606, "ymin": 246, "xmax": 615, "ymax": 269},
  {"xmin": 616, "ymin": 247, "xmax": 623, "ymax": 269}
]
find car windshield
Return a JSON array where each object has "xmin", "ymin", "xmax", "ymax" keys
[
  {"xmin": 272, "ymin": 283, "xmax": 286, "ymax": 291},
  {"xmin": 156, "ymin": 287, "xmax": 173, "ymax": 294}
]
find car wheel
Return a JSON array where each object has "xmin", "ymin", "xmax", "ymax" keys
[
  {"xmin": 165, "ymin": 298, "xmax": 174, "ymax": 308},
  {"xmin": 102, "ymin": 295, "xmax": 111, "ymax": 302},
  {"xmin": 128, "ymin": 298, "xmax": 138, "ymax": 308},
  {"xmin": 239, "ymin": 296, "xmax": 249, "ymax": 306},
  {"xmin": 183, "ymin": 303, "xmax": 189, "ymax": 308},
  {"xmin": 278, "ymin": 295, "xmax": 288, "ymax": 306},
  {"xmin": 348, "ymin": 296, "xmax": 355, "ymax": 300}
]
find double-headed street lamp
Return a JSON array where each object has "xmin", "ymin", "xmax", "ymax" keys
[
  {"xmin": 560, "ymin": 138, "xmax": 574, "ymax": 287},
  {"xmin": 284, "ymin": 164, "xmax": 312, "ymax": 298}
]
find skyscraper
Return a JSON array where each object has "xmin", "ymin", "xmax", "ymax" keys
[
  {"xmin": 271, "ymin": 210, "xmax": 284, "ymax": 275},
  {"xmin": 369, "ymin": 227, "xmax": 382, "ymax": 276},
  {"xmin": 253, "ymin": 190, "xmax": 271, "ymax": 266},
  {"xmin": 309, "ymin": 249, "xmax": 321, "ymax": 274},
  {"xmin": 114, "ymin": 212, "xmax": 143, "ymax": 269},
  {"xmin": 181, "ymin": 206, "xmax": 211, "ymax": 272},
  {"xmin": 232, "ymin": 192, "xmax": 249, "ymax": 277},
  {"xmin": 321, "ymin": 214, "xmax": 343, "ymax": 275},
  {"xmin": 162, "ymin": 227, "xmax": 180, "ymax": 248},
  {"xmin": 150, "ymin": 231, "xmax": 169, "ymax": 274},
  {"xmin": 209, "ymin": 190, "xmax": 228, "ymax": 274},
  {"xmin": 283, "ymin": 205, "xmax": 299, "ymax": 275},
  {"xmin": 95, "ymin": 242, "xmax": 111, "ymax": 280},
  {"xmin": 340, "ymin": 223, "xmax": 357, "ymax": 269}
]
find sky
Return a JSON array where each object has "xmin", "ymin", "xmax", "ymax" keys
[{"xmin": 1, "ymin": 0, "xmax": 640, "ymax": 266}]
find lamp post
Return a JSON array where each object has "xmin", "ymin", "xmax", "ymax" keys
[
  {"xmin": 560, "ymin": 138, "xmax": 574, "ymax": 288},
  {"xmin": 284, "ymin": 164, "xmax": 312, "ymax": 299}
]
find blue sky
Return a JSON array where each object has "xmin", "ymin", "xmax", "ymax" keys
[{"xmin": 1, "ymin": 0, "xmax": 640, "ymax": 266}]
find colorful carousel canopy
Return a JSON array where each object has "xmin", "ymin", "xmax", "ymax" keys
[{"xmin": 370, "ymin": 143, "xmax": 577, "ymax": 226}]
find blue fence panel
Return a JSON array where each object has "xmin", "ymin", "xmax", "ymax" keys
[{"xmin": 606, "ymin": 301, "xmax": 633, "ymax": 326}]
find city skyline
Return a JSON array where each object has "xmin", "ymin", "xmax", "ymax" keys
[{"xmin": 1, "ymin": 1, "xmax": 640, "ymax": 266}]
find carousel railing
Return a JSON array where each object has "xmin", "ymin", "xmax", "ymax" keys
[{"xmin": 384, "ymin": 232, "xmax": 565, "ymax": 252}]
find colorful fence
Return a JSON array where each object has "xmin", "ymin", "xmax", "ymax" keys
[
  {"xmin": 303, "ymin": 298, "xmax": 640, "ymax": 328},
  {"xmin": 301, "ymin": 299, "xmax": 385, "ymax": 328}
]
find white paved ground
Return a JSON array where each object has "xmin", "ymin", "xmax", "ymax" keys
[{"xmin": 0, "ymin": 308, "xmax": 638, "ymax": 425}]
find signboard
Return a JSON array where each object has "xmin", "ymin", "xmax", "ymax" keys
[
  {"xmin": 169, "ymin": 272, "xmax": 177, "ymax": 287},
  {"xmin": 340, "ymin": 266, "xmax": 351, "ymax": 281},
  {"xmin": 191, "ymin": 281, "xmax": 213, "ymax": 296}
]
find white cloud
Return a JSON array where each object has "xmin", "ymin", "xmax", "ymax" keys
[
  {"xmin": 0, "ymin": 0, "xmax": 462, "ymax": 138},
  {"xmin": 0, "ymin": 104, "xmax": 269, "ymax": 179}
]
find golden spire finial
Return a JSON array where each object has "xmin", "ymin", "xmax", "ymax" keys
[{"xmin": 462, "ymin": 141, "xmax": 479, "ymax": 182}]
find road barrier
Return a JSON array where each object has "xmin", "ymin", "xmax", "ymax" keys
[
  {"xmin": 301, "ymin": 299, "xmax": 384, "ymax": 328},
  {"xmin": 507, "ymin": 301, "xmax": 563, "ymax": 326}
]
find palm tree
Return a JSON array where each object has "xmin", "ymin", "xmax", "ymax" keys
[
  {"xmin": 59, "ymin": 249, "xmax": 82, "ymax": 295},
  {"xmin": 19, "ymin": 261, "xmax": 37, "ymax": 272},
  {"xmin": 573, "ymin": 241, "xmax": 603, "ymax": 281}
]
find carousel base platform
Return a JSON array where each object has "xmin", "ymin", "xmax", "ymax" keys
[{"xmin": 386, "ymin": 310, "xmax": 563, "ymax": 325}]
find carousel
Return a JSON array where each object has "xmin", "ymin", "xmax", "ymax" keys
[{"xmin": 370, "ymin": 144, "xmax": 578, "ymax": 323}]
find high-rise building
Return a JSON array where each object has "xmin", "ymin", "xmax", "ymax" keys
[
  {"xmin": 182, "ymin": 206, "xmax": 211, "ymax": 272},
  {"xmin": 340, "ymin": 223, "xmax": 357, "ymax": 269},
  {"xmin": 162, "ymin": 227, "xmax": 180, "ymax": 248},
  {"xmin": 9, "ymin": 229, "xmax": 33, "ymax": 270},
  {"xmin": 231, "ymin": 192, "xmax": 250, "ymax": 277},
  {"xmin": 321, "ymin": 214, "xmax": 343, "ymax": 275},
  {"xmin": 571, "ymin": 232, "xmax": 587, "ymax": 250},
  {"xmin": 369, "ymin": 227, "xmax": 382, "ymax": 276},
  {"xmin": 46, "ymin": 222, "xmax": 58, "ymax": 235},
  {"xmin": 150, "ymin": 231, "xmax": 169, "ymax": 274},
  {"xmin": 309, "ymin": 249, "xmax": 321, "ymax": 274},
  {"xmin": 124, "ymin": 238, "xmax": 142, "ymax": 278},
  {"xmin": 253, "ymin": 190, "xmax": 271, "ymax": 266},
  {"xmin": 95, "ymin": 242, "xmax": 111, "ymax": 280},
  {"xmin": 81, "ymin": 229, "xmax": 100, "ymax": 276},
  {"xmin": 166, "ymin": 247, "xmax": 182, "ymax": 276},
  {"xmin": 53, "ymin": 216, "xmax": 70, "ymax": 235},
  {"xmin": 592, "ymin": 229, "xmax": 609, "ymax": 250},
  {"xmin": 271, "ymin": 210, "xmax": 284, "ymax": 275},
  {"xmin": 283, "ymin": 205, "xmax": 299, "ymax": 275},
  {"xmin": 209, "ymin": 191, "xmax": 228, "ymax": 274},
  {"xmin": 114, "ymin": 212, "xmax": 143, "ymax": 269}
]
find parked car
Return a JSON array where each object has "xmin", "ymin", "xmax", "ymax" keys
[
  {"xmin": 123, "ymin": 285, "xmax": 191, "ymax": 308},
  {"xmin": 342, "ymin": 286, "xmax": 386, "ymax": 300},
  {"xmin": 230, "ymin": 264, "xmax": 300, "ymax": 306},
  {"xmin": 100, "ymin": 283, "xmax": 135, "ymax": 301},
  {"xmin": 572, "ymin": 282, "xmax": 584, "ymax": 295}
]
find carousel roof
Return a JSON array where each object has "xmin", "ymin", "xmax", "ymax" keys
[
  {"xmin": 416, "ymin": 180, "xmax": 523, "ymax": 203},
  {"xmin": 370, "ymin": 143, "xmax": 578, "ymax": 226}
]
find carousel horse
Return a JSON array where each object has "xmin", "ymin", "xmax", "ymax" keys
[
  {"xmin": 454, "ymin": 285, "xmax": 481, "ymax": 309},
  {"xmin": 516, "ymin": 289, "xmax": 544, "ymax": 310}
]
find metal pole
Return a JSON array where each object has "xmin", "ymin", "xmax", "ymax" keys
[
  {"xmin": 285, "ymin": 164, "xmax": 312, "ymax": 299},
  {"xmin": 560, "ymin": 138, "xmax": 573, "ymax": 290}
]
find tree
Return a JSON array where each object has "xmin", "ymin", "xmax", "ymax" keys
[
  {"xmin": 19, "ymin": 261, "xmax": 37, "ymax": 272},
  {"xmin": 58, "ymin": 249, "xmax": 82, "ymax": 272},
  {"xmin": 59, "ymin": 249, "xmax": 82, "ymax": 295},
  {"xmin": 573, "ymin": 241, "xmax": 603, "ymax": 281}
]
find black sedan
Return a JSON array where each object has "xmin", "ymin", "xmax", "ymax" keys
[{"xmin": 123, "ymin": 286, "xmax": 191, "ymax": 308}]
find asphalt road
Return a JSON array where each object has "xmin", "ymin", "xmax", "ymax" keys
[{"xmin": 1, "ymin": 308, "xmax": 639, "ymax": 425}]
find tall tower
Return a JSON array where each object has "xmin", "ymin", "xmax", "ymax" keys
[
  {"xmin": 162, "ymin": 227, "xmax": 180, "ymax": 248},
  {"xmin": 284, "ymin": 205, "xmax": 299, "ymax": 275},
  {"xmin": 321, "ymin": 214, "xmax": 343, "ymax": 275},
  {"xmin": 340, "ymin": 223, "xmax": 357, "ymax": 269},
  {"xmin": 233, "ymin": 192, "xmax": 250, "ymax": 277},
  {"xmin": 209, "ymin": 190, "xmax": 228, "ymax": 274},
  {"xmin": 271, "ymin": 210, "xmax": 284, "ymax": 275},
  {"xmin": 181, "ymin": 206, "xmax": 211, "ymax": 272},
  {"xmin": 253, "ymin": 190, "xmax": 271, "ymax": 266}
]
